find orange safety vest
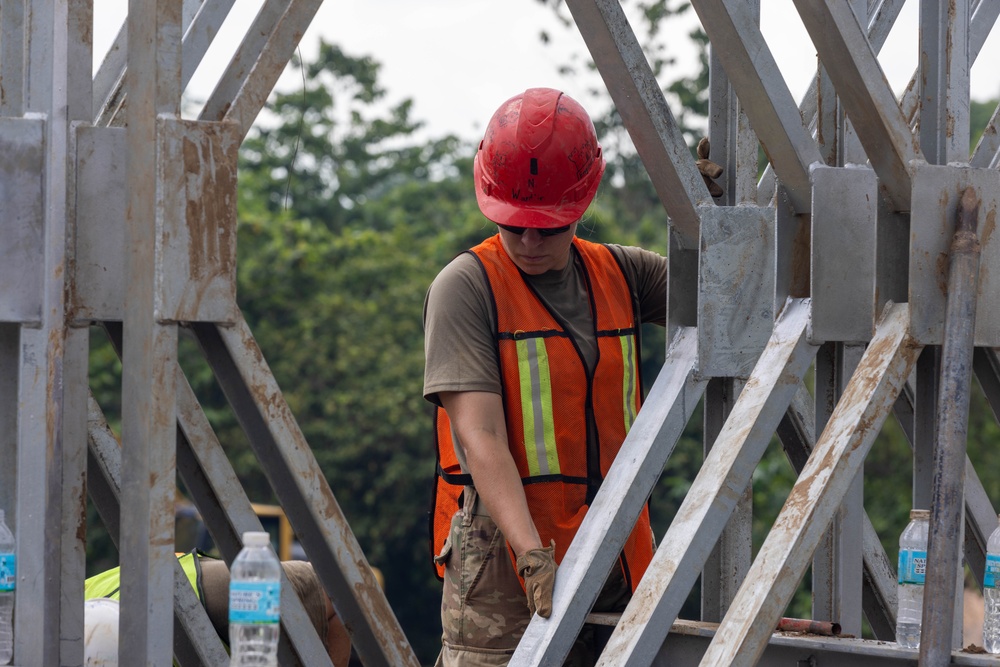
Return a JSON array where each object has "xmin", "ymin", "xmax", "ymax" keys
[{"xmin": 430, "ymin": 235, "xmax": 655, "ymax": 592}]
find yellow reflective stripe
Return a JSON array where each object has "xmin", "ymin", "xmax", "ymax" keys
[
  {"xmin": 516, "ymin": 337, "xmax": 560, "ymax": 476},
  {"xmin": 620, "ymin": 335, "xmax": 638, "ymax": 433}
]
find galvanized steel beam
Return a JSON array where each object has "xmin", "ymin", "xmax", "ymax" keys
[
  {"xmin": 191, "ymin": 317, "xmax": 420, "ymax": 667},
  {"xmin": 920, "ymin": 187, "xmax": 982, "ymax": 666},
  {"xmin": 593, "ymin": 299, "xmax": 817, "ymax": 667},
  {"xmin": 654, "ymin": 619, "xmax": 999, "ymax": 666},
  {"xmin": 918, "ymin": 0, "xmax": 971, "ymax": 166},
  {"xmin": 790, "ymin": 0, "xmax": 919, "ymax": 212},
  {"xmin": 776, "ymin": 380, "xmax": 898, "ymax": 640},
  {"xmin": 598, "ymin": 300, "xmax": 816, "ymax": 667},
  {"xmin": 85, "ymin": 389, "xmax": 231, "ymax": 667},
  {"xmin": 756, "ymin": 0, "xmax": 907, "ymax": 205},
  {"xmin": 509, "ymin": 327, "xmax": 707, "ymax": 666},
  {"xmin": 119, "ymin": 0, "xmax": 182, "ymax": 663},
  {"xmin": 201, "ymin": 0, "xmax": 323, "ymax": 140},
  {"xmin": 691, "ymin": 0, "xmax": 821, "ymax": 214},
  {"xmin": 565, "ymin": 0, "xmax": 712, "ymax": 246},
  {"xmin": 698, "ymin": 303, "xmax": 920, "ymax": 667}
]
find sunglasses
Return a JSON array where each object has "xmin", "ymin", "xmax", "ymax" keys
[{"xmin": 497, "ymin": 223, "xmax": 573, "ymax": 237}]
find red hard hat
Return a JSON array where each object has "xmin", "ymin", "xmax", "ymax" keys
[{"xmin": 474, "ymin": 88, "xmax": 605, "ymax": 228}]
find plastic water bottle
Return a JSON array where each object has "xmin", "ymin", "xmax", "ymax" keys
[
  {"xmin": 982, "ymin": 515, "xmax": 1000, "ymax": 653},
  {"xmin": 0, "ymin": 510, "xmax": 15, "ymax": 666},
  {"xmin": 896, "ymin": 508, "xmax": 929, "ymax": 649},
  {"xmin": 229, "ymin": 531, "xmax": 281, "ymax": 666}
]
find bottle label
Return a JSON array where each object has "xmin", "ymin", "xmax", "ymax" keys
[
  {"xmin": 229, "ymin": 581, "xmax": 280, "ymax": 624},
  {"xmin": 986, "ymin": 554, "xmax": 1000, "ymax": 588},
  {"xmin": 898, "ymin": 548, "xmax": 926, "ymax": 585},
  {"xmin": 0, "ymin": 553, "xmax": 14, "ymax": 592}
]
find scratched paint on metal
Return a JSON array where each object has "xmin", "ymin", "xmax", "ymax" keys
[
  {"xmin": 698, "ymin": 204, "xmax": 775, "ymax": 377},
  {"xmin": 155, "ymin": 117, "xmax": 239, "ymax": 323},
  {"xmin": 0, "ymin": 117, "xmax": 45, "ymax": 323},
  {"xmin": 909, "ymin": 163, "xmax": 1000, "ymax": 346}
]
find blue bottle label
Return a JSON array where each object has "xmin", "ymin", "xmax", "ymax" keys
[
  {"xmin": 898, "ymin": 548, "xmax": 926, "ymax": 585},
  {"xmin": 0, "ymin": 553, "xmax": 15, "ymax": 592},
  {"xmin": 229, "ymin": 580, "xmax": 280, "ymax": 624},
  {"xmin": 986, "ymin": 554, "xmax": 1000, "ymax": 588}
]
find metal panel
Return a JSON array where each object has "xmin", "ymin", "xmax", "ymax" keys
[
  {"xmin": 810, "ymin": 165, "xmax": 877, "ymax": 343},
  {"xmin": 909, "ymin": 165, "xmax": 1000, "ymax": 346},
  {"xmin": 74, "ymin": 126, "xmax": 126, "ymax": 322},
  {"xmin": 510, "ymin": 327, "xmax": 707, "ymax": 666},
  {"xmin": 565, "ymin": 0, "xmax": 710, "ymax": 244},
  {"xmin": 594, "ymin": 299, "xmax": 817, "ymax": 667},
  {"xmin": 156, "ymin": 118, "xmax": 239, "ymax": 324},
  {"xmin": 698, "ymin": 303, "xmax": 920, "ymax": 667},
  {"xmin": 0, "ymin": 117, "xmax": 44, "ymax": 324},
  {"xmin": 697, "ymin": 205, "xmax": 775, "ymax": 376}
]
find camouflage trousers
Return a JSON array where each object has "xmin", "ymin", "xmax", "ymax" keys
[{"xmin": 434, "ymin": 488, "xmax": 630, "ymax": 667}]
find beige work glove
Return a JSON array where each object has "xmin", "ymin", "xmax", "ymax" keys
[
  {"xmin": 516, "ymin": 540, "xmax": 557, "ymax": 618},
  {"xmin": 696, "ymin": 137, "xmax": 725, "ymax": 198}
]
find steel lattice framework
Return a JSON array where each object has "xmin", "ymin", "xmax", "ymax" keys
[{"xmin": 2, "ymin": 0, "xmax": 1000, "ymax": 665}]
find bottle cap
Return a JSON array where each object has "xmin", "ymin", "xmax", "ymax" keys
[
  {"xmin": 911, "ymin": 509, "xmax": 930, "ymax": 520},
  {"xmin": 242, "ymin": 531, "xmax": 271, "ymax": 547}
]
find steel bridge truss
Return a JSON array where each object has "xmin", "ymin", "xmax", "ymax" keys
[{"xmin": 2, "ymin": 0, "xmax": 1000, "ymax": 665}]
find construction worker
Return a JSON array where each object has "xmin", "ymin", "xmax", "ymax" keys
[
  {"xmin": 425, "ymin": 88, "xmax": 720, "ymax": 666},
  {"xmin": 83, "ymin": 551, "xmax": 352, "ymax": 666}
]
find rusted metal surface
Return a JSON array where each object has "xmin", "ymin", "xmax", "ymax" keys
[
  {"xmin": 565, "ymin": 0, "xmax": 710, "ymax": 245},
  {"xmin": 156, "ymin": 117, "xmax": 239, "ymax": 324},
  {"xmin": 698, "ymin": 303, "xmax": 921, "ymax": 667},
  {"xmin": 920, "ymin": 187, "xmax": 982, "ymax": 666},
  {"xmin": 908, "ymin": 165, "xmax": 1000, "ymax": 346},
  {"xmin": 777, "ymin": 380, "xmax": 898, "ymax": 640},
  {"xmin": 918, "ymin": 0, "xmax": 971, "ymax": 167},
  {"xmin": 192, "ymin": 316, "xmax": 420, "ymax": 667},
  {"xmin": 119, "ymin": 0, "xmax": 183, "ymax": 663},
  {"xmin": 593, "ymin": 299, "xmax": 817, "ymax": 667},
  {"xmin": 776, "ymin": 617, "xmax": 841, "ymax": 636},
  {"xmin": 511, "ymin": 328, "xmax": 707, "ymax": 666}
]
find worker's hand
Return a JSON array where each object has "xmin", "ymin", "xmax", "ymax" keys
[
  {"xmin": 696, "ymin": 137, "xmax": 725, "ymax": 198},
  {"xmin": 516, "ymin": 540, "xmax": 557, "ymax": 618}
]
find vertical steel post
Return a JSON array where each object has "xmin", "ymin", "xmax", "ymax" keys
[
  {"xmin": 919, "ymin": 188, "xmax": 982, "ymax": 666},
  {"xmin": 120, "ymin": 0, "xmax": 181, "ymax": 663}
]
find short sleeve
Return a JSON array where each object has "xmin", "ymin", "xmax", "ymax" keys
[{"xmin": 423, "ymin": 253, "xmax": 503, "ymax": 405}]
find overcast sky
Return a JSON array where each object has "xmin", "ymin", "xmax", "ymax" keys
[{"xmin": 94, "ymin": 1, "xmax": 1000, "ymax": 143}]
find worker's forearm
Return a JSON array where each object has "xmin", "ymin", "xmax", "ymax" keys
[{"xmin": 464, "ymin": 438, "xmax": 542, "ymax": 557}]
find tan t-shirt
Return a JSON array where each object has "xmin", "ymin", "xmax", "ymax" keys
[{"xmin": 422, "ymin": 240, "xmax": 667, "ymax": 407}]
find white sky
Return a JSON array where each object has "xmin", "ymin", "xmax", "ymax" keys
[{"xmin": 94, "ymin": 0, "xmax": 1000, "ymax": 143}]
